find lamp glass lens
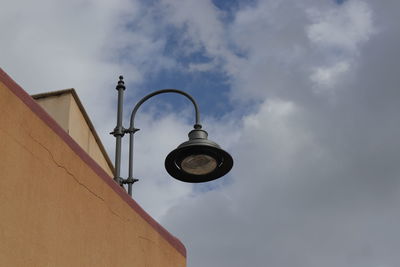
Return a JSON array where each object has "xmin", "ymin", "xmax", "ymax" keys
[{"xmin": 181, "ymin": 154, "xmax": 217, "ymax": 175}]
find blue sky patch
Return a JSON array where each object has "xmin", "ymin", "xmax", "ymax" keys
[
  {"xmin": 130, "ymin": 16, "xmax": 235, "ymax": 120},
  {"xmin": 136, "ymin": 67, "xmax": 233, "ymax": 120}
]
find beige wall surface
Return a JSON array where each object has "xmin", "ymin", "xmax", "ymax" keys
[
  {"xmin": 0, "ymin": 72, "xmax": 186, "ymax": 267},
  {"xmin": 34, "ymin": 91, "xmax": 114, "ymax": 177},
  {"xmin": 35, "ymin": 94, "xmax": 71, "ymax": 132}
]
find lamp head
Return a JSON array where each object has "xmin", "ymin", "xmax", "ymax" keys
[{"xmin": 165, "ymin": 126, "xmax": 233, "ymax": 183}]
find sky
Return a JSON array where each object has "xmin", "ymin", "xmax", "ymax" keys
[{"xmin": 1, "ymin": 0, "xmax": 400, "ymax": 266}]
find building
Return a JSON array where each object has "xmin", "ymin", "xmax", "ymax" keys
[
  {"xmin": 31, "ymin": 88, "xmax": 114, "ymax": 177},
  {"xmin": 0, "ymin": 68, "xmax": 186, "ymax": 266}
]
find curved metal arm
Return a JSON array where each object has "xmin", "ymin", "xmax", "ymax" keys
[
  {"xmin": 129, "ymin": 89, "xmax": 201, "ymax": 130},
  {"xmin": 126, "ymin": 89, "xmax": 201, "ymax": 196}
]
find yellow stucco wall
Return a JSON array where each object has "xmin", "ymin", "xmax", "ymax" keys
[{"xmin": 0, "ymin": 75, "xmax": 186, "ymax": 267}]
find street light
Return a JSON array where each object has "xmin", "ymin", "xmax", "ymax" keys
[{"xmin": 111, "ymin": 76, "xmax": 233, "ymax": 196}]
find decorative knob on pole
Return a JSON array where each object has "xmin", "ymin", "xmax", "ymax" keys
[{"xmin": 116, "ymin": 75, "xmax": 125, "ymax": 90}]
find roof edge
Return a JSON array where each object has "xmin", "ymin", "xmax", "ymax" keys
[{"xmin": 0, "ymin": 68, "xmax": 186, "ymax": 258}]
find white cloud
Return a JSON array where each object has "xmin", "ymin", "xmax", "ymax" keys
[
  {"xmin": 304, "ymin": 1, "xmax": 375, "ymax": 96},
  {"xmin": 310, "ymin": 61, "xmax": 350, "ymax": 89},
  {"xmin": 158, "ymin": 0, "xmax": 244, "ymax": 76},
  {"xmin": 306, "ymin": 0, "xmax": 374, "ymax": 52},
  {"xmin": 188, "ymin": 62, "xmax": 216, "ymax": 72},
  {"xmin": 157, "ymin": 1, "xmax": 400, "ymax": 267}
]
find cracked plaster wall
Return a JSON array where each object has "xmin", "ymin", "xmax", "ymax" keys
[{"xmin": 0, "ymin": 78, "xmax": 186, "ymax": 267}]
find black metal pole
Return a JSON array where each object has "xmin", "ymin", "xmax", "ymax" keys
[
  {"xmin": 112, "ymin": 76, "xmax": 125, "ymax": 185},
  {"xmin": 127, "ymin": 132, "xmax": 137, "ymax": 195}
]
